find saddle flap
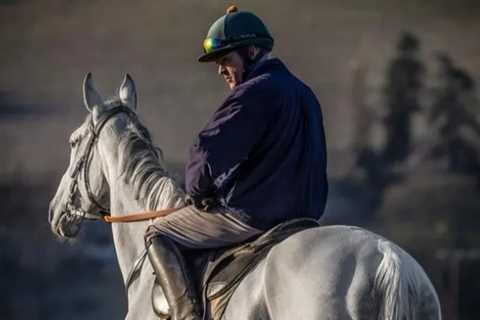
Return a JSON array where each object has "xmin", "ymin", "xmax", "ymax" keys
[{"xmin": 207, "ymin": 282, "xmax": 226, "ymax": 298}]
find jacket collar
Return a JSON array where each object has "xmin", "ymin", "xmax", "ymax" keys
[{"xmin": 244, "ymin": 56, "xmax": 285, "ymax": 81}]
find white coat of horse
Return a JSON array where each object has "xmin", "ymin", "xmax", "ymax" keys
[{"xmin": 49, "ymin": 74, "xmax": 441, "ymax": 320}]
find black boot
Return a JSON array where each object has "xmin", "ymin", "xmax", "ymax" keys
[{"xmin": 147, "ymin": 235, "xmax": 202, "ymax": 320}]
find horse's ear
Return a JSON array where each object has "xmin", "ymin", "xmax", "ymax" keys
[
  {"xmin": 83, "ymin": 73, "xmax": 104, "ymax": 113},
  {"xmin": 119, "ymin": 73, "xmax": 137, "ymax": 110}
]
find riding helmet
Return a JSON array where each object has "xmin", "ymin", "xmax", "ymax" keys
[{"xmin": 198, "ymin": 5, "xmax": 274, "ymax": 62}]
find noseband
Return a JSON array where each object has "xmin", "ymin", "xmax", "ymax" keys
[{"xmin": 64, "ymin": 105, "xmax": 136, "ymax": 222}]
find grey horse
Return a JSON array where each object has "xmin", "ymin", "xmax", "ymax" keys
[{"xmin": 49, "ymin": 74, "xmax": 442, "ymax": 320}]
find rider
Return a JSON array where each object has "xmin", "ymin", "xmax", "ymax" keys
[{"xmin": 145, "ymin": 5, "xmax": 328, "ymax": 320}]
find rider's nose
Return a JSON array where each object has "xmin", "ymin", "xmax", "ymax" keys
[{"xmin": 218, "ymin": 64, "xmax": 224, "ymax": 75}]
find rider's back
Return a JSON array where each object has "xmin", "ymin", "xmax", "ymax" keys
[{"xmin": 187, "ymin": 57, "xmax": 328, "ymax": 230}]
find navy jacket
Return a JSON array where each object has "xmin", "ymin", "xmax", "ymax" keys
[{"xmin": 185, "ymin": 58, "xmax": 328, "ymax": 230}]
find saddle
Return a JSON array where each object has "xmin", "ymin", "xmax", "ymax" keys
[{"xmin": 152, "ymin": 218, "xmax": 319, "ymax": 320}]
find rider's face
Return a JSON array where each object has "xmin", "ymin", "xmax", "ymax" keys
[{"xmin": 216, "ymin": 51, "xmax": 245, "ymax": 90}]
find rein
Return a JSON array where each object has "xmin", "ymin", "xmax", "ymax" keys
[
  {"xmin": 65, "ymin": 105, "xmax": 183, "ymax": 224},
  {"xmin": 102, "ymin": 207, "xmax": 182, "ymax": 223}
]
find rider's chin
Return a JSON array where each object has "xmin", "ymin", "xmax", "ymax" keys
[{"xmin": 226, "ymin": 80, "xmax": 236, "ymax": 89}]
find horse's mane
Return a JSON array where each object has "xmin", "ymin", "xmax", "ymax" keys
[{"xmin": 115, "ymin": 110, "xmax": 185, "ymax": 211}]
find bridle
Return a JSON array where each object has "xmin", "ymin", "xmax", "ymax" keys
[
  {"xmin": 62, "ymin": 104, "xmax": 183, "ymax": 227},
  {"xmin": 64, "ymin": 105, "xmax": 136, "ymax": 223},
  {"xmin": 62, "ymin": 103, "xmax": 183, "ymax": 290}
]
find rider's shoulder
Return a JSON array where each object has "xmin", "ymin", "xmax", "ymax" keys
[{"xmin": 232, "ymin": 72, "xmax": 289, "ymax": 102}]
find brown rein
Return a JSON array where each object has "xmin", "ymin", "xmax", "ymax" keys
[{"xmin": 102, "ymin": 207, "xmax": 184, "ymax": 223}]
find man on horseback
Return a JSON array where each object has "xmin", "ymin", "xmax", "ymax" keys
[{"xmin": 145, "ymin": 6, "xmax": 328, "ymax": 320}]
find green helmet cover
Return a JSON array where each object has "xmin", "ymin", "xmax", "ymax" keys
[{"xmin": 198, "ymin": 8, "xmax": 274, "ymax": 62}]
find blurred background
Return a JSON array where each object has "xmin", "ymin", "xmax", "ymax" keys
[{"xmin": 1, "ymin": 0, "xmax": 479, "ymax": 319}]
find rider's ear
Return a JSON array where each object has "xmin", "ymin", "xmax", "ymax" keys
[
  {"xmin": 119, "ymin": 74, "xmax": 137, "ymax": 110},
  {"xmin": 83, "ymin": 73, "xmax": 105, "ymax": 115},
  {"xmin": 248, "ymin": 46, "xmax": 259, "ymax": 61}
]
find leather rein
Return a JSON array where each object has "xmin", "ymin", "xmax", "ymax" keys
[{"xmin": 64, "ymin": 105, "xmax": 182, "ymax": 224}]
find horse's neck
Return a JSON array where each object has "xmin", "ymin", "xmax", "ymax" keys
[
  {"xmin": 110, "ymin": 184, "xmax": 149, "ymax": 281},
  {"xmin": 106, "ymin": 158, "xmax": 149, "ymax": 281},
  {"xmin": 97, "ymin": 125, "xmax": 184, "ymax": 282}
]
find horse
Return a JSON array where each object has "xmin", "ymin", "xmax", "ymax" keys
[{"xmin": 49, "ymin": 73, "xmax": 442, "ymax": 320}]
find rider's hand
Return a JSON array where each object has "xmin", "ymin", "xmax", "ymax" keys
[{"xmin": 185, "ymin": 195, "xmax": 219, "ymax": 212}]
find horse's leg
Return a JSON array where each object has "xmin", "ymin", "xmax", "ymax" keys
[{"xmin": 125, "ymin": 261, "xmax": 159, "ymax": 320}]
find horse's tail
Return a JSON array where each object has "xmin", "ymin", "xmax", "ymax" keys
[{"xmin": 373, "ymin": 239, "xmax": 442, "ymax": 320}]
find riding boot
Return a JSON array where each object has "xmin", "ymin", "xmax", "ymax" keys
[{"xmin": 146, "ymin": 235, "xmax": 202, "ymax": 320}]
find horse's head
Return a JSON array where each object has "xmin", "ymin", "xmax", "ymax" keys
[{"xmin": 49, "ymin": 73, "xmax": 138, "ymax": 238}]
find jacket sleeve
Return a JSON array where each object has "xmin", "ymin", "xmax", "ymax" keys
[{"xmin": 185, "ymin": 89, "xmax": 269, "ymax": 201}]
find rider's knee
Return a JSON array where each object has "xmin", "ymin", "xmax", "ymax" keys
[{"xmin": 144, "ymin": 224, "xmax": 160, "ymax": 245}]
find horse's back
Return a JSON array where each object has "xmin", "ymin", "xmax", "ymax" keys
[
  {"xmin": 265, "ymin": 225, "xmax": 383, "ymax": 319},
  {"xmin": 225, "ymin": 225, "xmax": 441, "ymax": 320}
]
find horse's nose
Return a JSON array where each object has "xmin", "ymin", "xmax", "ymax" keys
[{"xmin": 48, "ymin": 199, "xmax": 55, "ymax": 224}]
